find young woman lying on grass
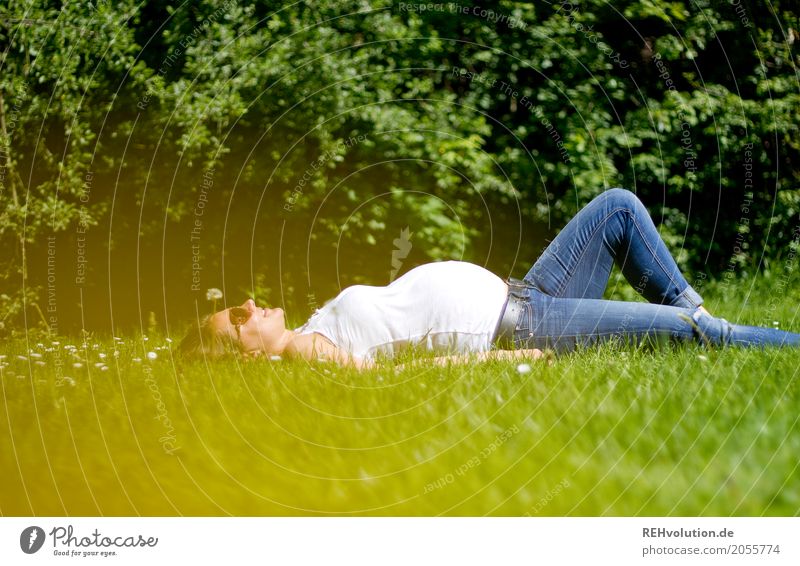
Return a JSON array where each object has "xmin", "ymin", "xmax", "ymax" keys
[{"xmin": 180, "ymin": 188, "xmax": 800, "ymax": 369}]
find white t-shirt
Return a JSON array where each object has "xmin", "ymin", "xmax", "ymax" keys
[{"xmin": 294, "ymin": 260, "xmax": 509, "ymax": 362}]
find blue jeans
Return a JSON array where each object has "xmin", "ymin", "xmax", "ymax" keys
[{"xmin": 514, "ymin": 188, "xmax": 800, "ymax": 353}]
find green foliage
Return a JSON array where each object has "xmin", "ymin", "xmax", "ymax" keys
[{"xmin": 0, "ymin": 0, "xmax": 798, "ymax": 331}]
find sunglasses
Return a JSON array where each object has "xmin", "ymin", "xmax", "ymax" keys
[{"xmin": 228, "ymin": 306, "xmax": 252, "ymax": 340}]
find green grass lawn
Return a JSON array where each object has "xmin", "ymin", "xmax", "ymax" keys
[{"xmin": 2, "ymin": 273, "xmax": 799, "ymax": 516}]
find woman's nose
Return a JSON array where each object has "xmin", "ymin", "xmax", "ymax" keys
[{"xmin": 242, "ymin": 298, "xmax": 256, "ymax": 310}]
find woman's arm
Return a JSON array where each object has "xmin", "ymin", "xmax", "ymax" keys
[
  {"xmin": 436, "ymin": 348, "xmax": 544, "ymax": 366},
  {"xmin": 295, "ymin": 333, "xmax": 543, "ymax": 371},
  {"xmin": 292, "ymin": 332, "xmax": 376, "ymax": 370},
  {"xmin": 396, "ymin": 348, "xmax": 546, "ymax": 371}
]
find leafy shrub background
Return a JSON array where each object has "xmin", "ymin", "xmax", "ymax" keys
[{"xmin": 0, "ymin": 0, "xmax": 797, "ymax": 333}]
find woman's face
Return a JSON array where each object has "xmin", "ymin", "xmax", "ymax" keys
[{"xmin": 210, "ymin": 298, "xmax": 288, "ymax": 356}]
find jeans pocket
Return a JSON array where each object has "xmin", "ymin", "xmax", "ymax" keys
[{"xmin": 514, "ymin": 302, "xmax": 534, "ymax": 341}]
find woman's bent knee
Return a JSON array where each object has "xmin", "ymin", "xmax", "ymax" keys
[{"xmin": 604, "ymin": 187, "xmax": 639, "ymax": 208}]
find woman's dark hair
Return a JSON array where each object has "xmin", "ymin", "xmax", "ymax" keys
[{"xmin": 179, "ymin": 314, "xmax": 241, "ymax": 359}]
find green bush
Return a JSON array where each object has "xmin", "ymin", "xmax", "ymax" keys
[{"xmin": 0, "ymin": 0, "xmax": 797, "ymax": 333}]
